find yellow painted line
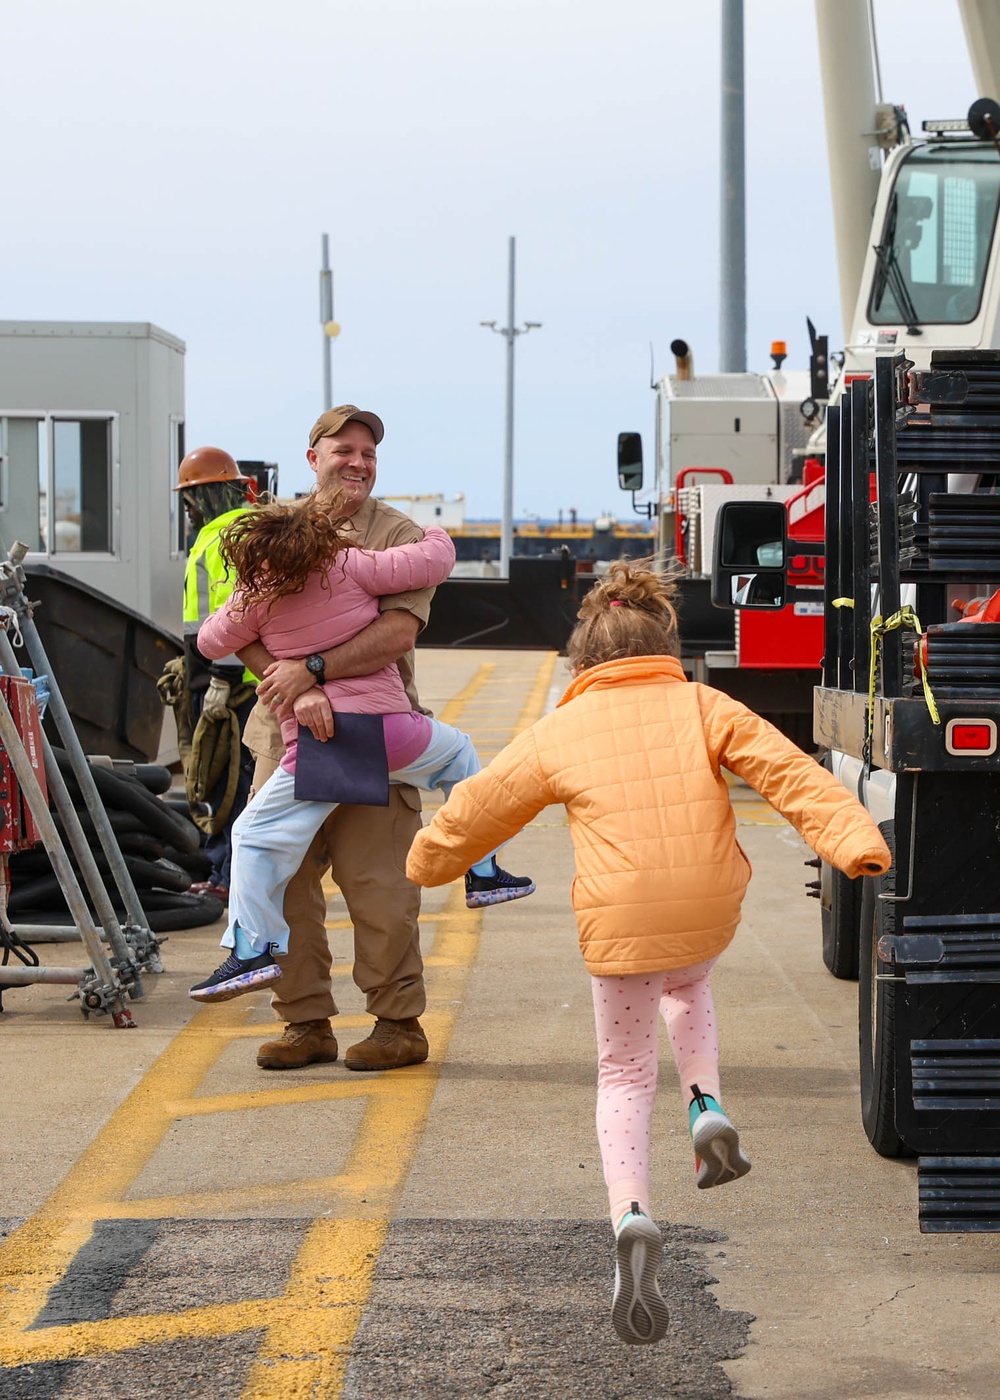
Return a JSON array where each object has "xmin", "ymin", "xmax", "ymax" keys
[
  {"xmin": 240, "ymin": 888, "xmax": 481, "ymax": 1398},
  {"xmin": 438, "ymin": 660, "xmax": 495, "ymax": 726},
  {"xmin": 0, "ymin": 1300, "xmax": 275, "ymax": 1366},
  {"xmin": 514, "ymin": 651, "xmax": 557, "ymax": 732},
  {"xmin": 241, "ymin": 1218, "xmax": 389, "ymax": 1398},
  {"xmin": 87, "ymin": 1172, "xmax": 378, "ymax": 1223},
  {"xmin": 218, "ymin": 1017, "xmax": 373, "ymax": 1040},
  {"xmin": 0, "ymin": 998, "xmax": 249, "ymax": 1333},
  {"xmin": 166, "ymin": 1082, "xmax": 378, "ymax": 1117}
]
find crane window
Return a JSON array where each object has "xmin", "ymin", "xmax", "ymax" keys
[{"xmin": 868, "ymin": 145, "xmax": 1000, "ymax": 327}]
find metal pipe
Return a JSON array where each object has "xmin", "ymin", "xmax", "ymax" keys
[
  {"xmin": 0, "ymin": 626, "xmax": 140, "ymax": 992},
  {"xmin": 9, "ymin": 926, "xmax": 88, "ymax": 942},
  {"xmin": 501, "ymin": 236, "xmax": 516, "ymax": 577},
  {"xmin": 0, "ymin": 691, "xmax": 121, "ymax": 1003},
  {"xmin": 0, "ymin": 964, "xmax": 90, "ymax": 985},
  {"xmin": 719, "ymin": 0, "xmax": 747, "ymax": 373}
]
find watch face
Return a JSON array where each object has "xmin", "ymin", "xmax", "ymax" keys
[{"xmin": 307, "ymin": 655, "xmax": 324, "ymax": 675}]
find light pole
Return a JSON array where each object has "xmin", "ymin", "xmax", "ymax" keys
[
  {"xmin": 319, "ymin": 234, "xmax": 341, "ymax": 410},
  {"xmin": 481, "ymin": 236, "xmax": 541, "ymax": 576}
]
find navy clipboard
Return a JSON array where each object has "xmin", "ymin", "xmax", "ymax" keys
[{"xmin": 293, "ymin": 713, "xmax": 390, "ymax": 806}]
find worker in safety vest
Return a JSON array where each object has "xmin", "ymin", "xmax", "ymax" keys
[{"xmin": 175, "ymin": 446, "xmax": 257, "ymax": 903}]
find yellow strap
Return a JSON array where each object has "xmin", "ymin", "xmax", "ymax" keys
[
  {"xmin": 831, "ymin": 597, "xmax": 854, "ymax": 608},
  {"xmin": 867, "ymin": 606, "xmax": 941, "ymax": 755}
]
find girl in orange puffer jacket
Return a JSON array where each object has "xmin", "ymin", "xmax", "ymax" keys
[{"xmin": 406, "ymin": 561, "xmax": 891, "ymax": 1348}]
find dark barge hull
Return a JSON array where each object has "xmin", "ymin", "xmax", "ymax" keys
[{"xmin": 20, "ymin": 564, "xmax": 182, "ymax": 763}]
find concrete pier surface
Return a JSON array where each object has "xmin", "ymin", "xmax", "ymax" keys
[{"xmin": 0, "ymin": 648, "xmax": 996, "ymax": 1399}]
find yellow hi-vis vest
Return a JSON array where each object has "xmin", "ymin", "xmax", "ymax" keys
[{"xmin": 183, "ymin": 506, "xmax": 257, "ymax": 684}]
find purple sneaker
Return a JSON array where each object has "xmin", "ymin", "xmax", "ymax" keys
[
  {"xmin": 465, "ymin": 863, "xmax": 536, "ymax": 909},
  {"xmin": 189, "ymin": 949, "xmax": 281, "ymax": 1003}
]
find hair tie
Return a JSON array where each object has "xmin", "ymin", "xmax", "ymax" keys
[{"xmin": 609, "ymin": 599, "xmax": 624, "ymax": 607}]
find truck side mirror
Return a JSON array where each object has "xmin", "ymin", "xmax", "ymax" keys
[
  {"xmin": 711, "ymin": 500, "xmax": 788, "ymax": 610},
  {"xmin": 617, "ymin": 432, "xmax": 643, "ymax": 491}
]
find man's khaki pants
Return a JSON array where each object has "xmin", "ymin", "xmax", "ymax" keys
[{"xmin": 251, "ymin": 753, "xmax": 426, "ymax": 1026}]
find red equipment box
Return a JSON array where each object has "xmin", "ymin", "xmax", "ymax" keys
[{"xmin": 0, "ymin": 675, "xmax": 48, "ymax": 852}]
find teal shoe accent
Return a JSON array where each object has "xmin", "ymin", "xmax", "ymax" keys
[{"xmin": 688, "ymin": 1083, "xmax": 722, "ymax": 1133}]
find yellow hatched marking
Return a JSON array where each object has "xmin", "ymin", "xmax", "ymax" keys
[
  {"xmin": 0, "ymin": 650, "xmax": 559, "ymax": 1396},
  {"xmin": 438, "ymin": 660, "xmax": 495, "ymax": 726}
]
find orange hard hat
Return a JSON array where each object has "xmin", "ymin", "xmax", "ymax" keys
[{"xmin": 174, "ymin": 446, "xmax": 249, "ymax": 490}]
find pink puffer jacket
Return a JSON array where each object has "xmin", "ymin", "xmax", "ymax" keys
[{"xmin": 406, "ymin": 655, "xmax": 891, "ymax": 976}]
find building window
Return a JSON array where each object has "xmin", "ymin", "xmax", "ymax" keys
[
  {"xmin": 170, "ymin": 416, "xmax": 187, "ymax": 556},
  {"xmin": 51, "ymin": 419, "xmax": 113, "ymax": 552},
  {"xmin": 0, "ymin": 413, "xmax": 116, "ymax": 556}
]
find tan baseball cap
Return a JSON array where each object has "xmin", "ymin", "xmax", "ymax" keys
[{"xmin": 308, "ymin": 404, "xmax": 385, "ymax": 450}]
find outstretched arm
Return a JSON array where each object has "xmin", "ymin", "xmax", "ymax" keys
[
  {"xmin": 406, "ymin": 727, "xmax": 554, "ymax": 887},
  {"xmin": 702, "ymin": 690, "xmax": 891, "ymax": 877}
]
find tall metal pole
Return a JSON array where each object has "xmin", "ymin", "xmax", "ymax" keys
[
  {"xmin": 502, "ymin": 237, "xmax": 517, "ymax": 575},
  {"xmin": 719, "ymin": 0, "xmax": 747, "ymax": 372},
  {"xmin": 481, "ymin": 236, "xmax": 541, "ymax": 578},
  {"xmin": 320, "ymin": 234, "xmax": 334, "ymax": 411}
]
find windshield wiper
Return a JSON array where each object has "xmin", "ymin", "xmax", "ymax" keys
[{"xmin": 872, "ymin": 196, "xmax": 923, "ymax": 335}]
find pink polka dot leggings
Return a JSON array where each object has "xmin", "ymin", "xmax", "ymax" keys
[{"xmin": 591, "ymin": 959, "xmax": 720, "ymax": 1225}]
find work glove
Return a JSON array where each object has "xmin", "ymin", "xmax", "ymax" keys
[{"xmin": 202, "ymin": 676, "xmax": 232, "ymax": 722}]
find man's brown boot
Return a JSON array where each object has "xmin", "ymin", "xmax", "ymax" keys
[
  {"xmin": 256, "ymin": 1019, "xmax": 339, "ymax": 1070},
  {"xmin": 343, "ymin": 1017, "xmax": 428, "ymax": 1071}
]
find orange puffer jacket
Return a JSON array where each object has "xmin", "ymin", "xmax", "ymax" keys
[{"xmin": 406, "ymin": 655, "xmax": 892, "ymax": 976}]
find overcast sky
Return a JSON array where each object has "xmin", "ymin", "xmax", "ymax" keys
[{"xmin": 3, "ymin": 1, "xmax": 977, "ymax": 521}]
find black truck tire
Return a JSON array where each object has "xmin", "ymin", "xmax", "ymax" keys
[
  {"xmin": 858, "ymin": 823, "xmax": 911, "ymax": 1158},
  {"xmin": 52, "ymin": 749, "xmax": 201, "ymax": 854},
  {"xmin": 821, "ymin": 864, "xmax": 862, "ymax": 980},
  {"xmin": 9, "ymin": 891, "xmax": 225, "ymax": 933}
]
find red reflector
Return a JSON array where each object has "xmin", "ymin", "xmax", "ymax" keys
[
  {"xmin": 952, "ymin": 725, "xmax": 992, "ymax": 749},
  {"xmin": 944, "ymin": 718, "xmax": 998, "ymax": 756}
]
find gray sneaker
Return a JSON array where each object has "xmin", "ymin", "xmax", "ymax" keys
[{"xmin": 611, "ymin": 1203, "xmax": 670, "ymax": 1345}]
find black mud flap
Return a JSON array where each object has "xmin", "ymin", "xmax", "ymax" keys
[{"xmin": 918, "ymin": 1156, "xmax": 1000, "ymax": 1232}]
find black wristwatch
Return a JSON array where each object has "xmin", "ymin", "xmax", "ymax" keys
[{"xmin": 305, "ymin": 653, "xmax": 326, "ymax": 685}]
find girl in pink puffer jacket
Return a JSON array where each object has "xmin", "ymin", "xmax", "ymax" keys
[
  {"xmin": 189, "ymin": 489, "xmax": 534, "ymax": 1007},
  {"xmin": 406, "ymin": 561, "xmax": 891, "ymax": 1347}
]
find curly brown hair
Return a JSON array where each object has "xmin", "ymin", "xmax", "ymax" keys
[
  {"xmin": 566, "ymin": 559, "xmax": 682, "ymax": 672},
  {"xmin": 218, "ymin": 488, "xmax": 356, "ymax": 613}
]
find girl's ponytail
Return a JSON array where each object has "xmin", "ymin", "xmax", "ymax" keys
[{"xmin": 567, "ymin": 560, "xmax": 683, "ymax": 672}]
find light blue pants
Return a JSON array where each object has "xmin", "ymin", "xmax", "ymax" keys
[{"xmin": 223, "ymin": 719, "xmax": 486, "ymax": 955}]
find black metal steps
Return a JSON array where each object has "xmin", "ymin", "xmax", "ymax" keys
[
  {"xmin": 918, "ymin": 622, "xmax": 1000, "ymax": 696},
  {"xmin": 918, "ymin": 1156, "xmax": 1000, "ymax": 1232},
  {"xmin": 910, "ymin": 1039, "xmax": 1000, "ymax": 1108},
  {"xmin": 884, "ymin": 912, "xmax": 1000, "ymax": 980}
]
